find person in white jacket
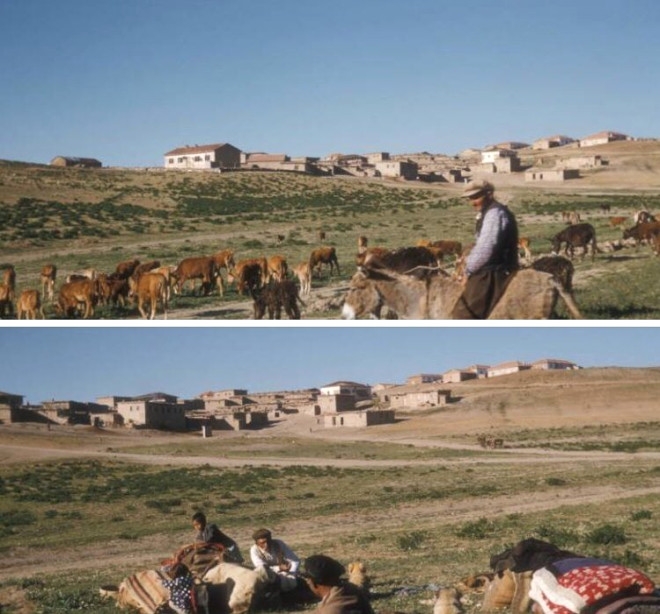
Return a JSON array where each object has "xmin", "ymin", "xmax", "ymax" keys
[{"xmin": 250, "ymin": 528, "xmax": 300, "ymax": 592}]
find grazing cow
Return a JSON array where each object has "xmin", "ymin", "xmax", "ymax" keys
[
  {"xmin": 609, "ymin": 216, "xmax": 628, "ymax": 228},
  {"xmin": 600, "ymin": 204, "xmax": 611, "ymax": 213},
  {"xmin": 292, "ymin": 261, "xmax": 312, "ymax": 295},
  {"xmin": 357, "ymin": 235, "xmax": 369, "ymax": 255},
  {"xmin": 277, "ymin": 234, "xmax": 286, "ymax": 244},
  {"xmin": 66, "ymin": 268, "xmax": 97, "ymax": 283},
  {"xmin": 318, "ymin": 230, "xmax": 326, "ymax": 241},
  {"xmin": 253, "ymin": 280, "xmax": 304, "ymax": 319},
  {"xmin": 551, "ymin": 223, "xmax": 597, "ymax": 261},
  {"xmin": 17, "ymin": 289, "xmax": 45, "ymax": 319},
  {"xmin": 174, "ymin": 256, "xmax": 218, "ymax": 296},
  {"xmin": 634, "ymin": 210, "xmax": 656, "ymax": 225},
  {"xmin": 517, "ymin": 237, "xmax": 532, "ymax": 261},
  {"xmin": 211, "ymin": 249, "xmax": 235, "ymax": 275},
  {"xmin": 148, "ymin": 265, "xmax": 177, "ymax": 300},
  {"xmin": 267, "ymin": 254, "xmax": 288, "ymax": 282},
  {"xmin": 417, "ymin": 240, "xmax": 463, "ymax": 261},
  {"xmin": 40, "ymin": 264, "xmax": 57, "ymax": 301},
  {"xmin": 228, "ymin": 258, "xmax": 267, "ymax": 296},
  {"xmin": 530, "ymin": 256, "xmax": 574, "ymax": 292},
  {"xmin": 97, "ymin": 273, "xmax": 130, "ymax": 307},
  {"xmin": 131, "ymin": 260, "xmax": 160, "ymax": 280},
  {"xmin": 308, "ymin": 246, "xmax": 340, "ymax": 277},
  {"xmin": 57, "ymin": 278, "xmax": 100, "ymax": 319},
  {"xmin": 114, "ymin": 258, "xmax": 140, "ymax": 279},
  {"xmin": 623, "ymin": 221, "xmax": 660, "ymax": 245},
  {"xmin": 135, "ymin": 272, "xmax": 168, "ymax": 320}
]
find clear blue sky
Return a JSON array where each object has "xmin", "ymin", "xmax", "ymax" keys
[
  {"xmin": 1, "ymin": 326, "xmax": 658, "ymax": 404},
  {"xmin": 2, "ymin": 0, "xmax": 658, "ymax": 167}
]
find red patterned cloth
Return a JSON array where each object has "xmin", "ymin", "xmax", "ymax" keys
[{"xmin": 530, "ymin": 558, "xmax": 656, "ymax": 614}]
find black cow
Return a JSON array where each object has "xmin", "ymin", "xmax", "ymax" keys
[
  {"xmin": 253, "ymin": 280, "xmax": 304, "ymax": 319},
  {"xmin": 530, "ymin": 255, "xmax": 574, "ymax": 292},
  {"xmin": 551, "ymin": 223, "xmax": 597, "ymax": 261}
]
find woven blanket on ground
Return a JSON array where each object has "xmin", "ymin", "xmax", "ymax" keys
[
  {"xmin": 117, "ymin": 569, "xmax": 170, "ymax": 613},
  {"xmin": 529, "ymin": 558, "xmax": 656, "ymax": 614}
]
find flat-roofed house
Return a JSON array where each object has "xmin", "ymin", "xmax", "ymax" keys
[
  {"xmin": 0, "ymin": 390, "xmax": 25, "ymax": 423},
  {"xmin": 164, "ymin": 143, "xmax": 241, "ymax": 170},
  {"xmin": 406, "ymin": 373, "xmax": 443, "ymax": 385},
  {"xmin": 531, "ymin": 358, "xmax": 580, "ymax": 371},
  {"xmin": 525, "ymin": 168, "xmax": 580, "ymax": 182},
  {"xmin": 374, "ymin": 160, "xmax": 418, "ymax": 180},
  {"xmin": 319, "ymin": 381, "xmax": 371, "ymax": 399},
  {"xmin": 487, "ymin": 361, "xmax": 531, "ymax": 378},
  {"xmin": 116, "ymin": 397, "xmax": 186, "ymax": 430},
  {"xmin": 532, "ymin": 135, "xmax": 576, "ymax": 150},
  {"xmin": 579, "ymin": 131, "xmax": 630, "ymax": 148}
]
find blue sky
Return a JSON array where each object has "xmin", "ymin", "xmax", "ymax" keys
[
  {"xmin": 1, "ymin": 326, "xmax": 658, "ymax": 404},
  {"xmin": 2, "ymin": 0, "xmax": 658, "ymax": 167}
]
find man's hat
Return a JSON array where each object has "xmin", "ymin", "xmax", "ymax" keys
[
  {"xmin": 302, "ymin": 555, "xmax": 345, "ymax": 584},
  {"xmin": 463, "ymin": 179, "xmax": 494, "ymax": 198}
]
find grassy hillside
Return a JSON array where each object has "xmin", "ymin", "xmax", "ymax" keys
[
  {"xmin": 2, "ymin": 366, "xmax": 660, "ymax": 613},
  {"xmin": 2, "ymin": 148, "xmax": 660, "ymax": 319}
]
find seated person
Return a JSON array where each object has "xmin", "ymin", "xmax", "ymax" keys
[
  {"xmin": 302, "ymin": 554, "xmax": 374, "ymax": 614},
  {"xmin": 191, "ymin": 511, "xmax": 244, "ymax": 564},
  {"xmin": 249, "ymin": 528, "xmax": 300, "ymax": 592}
]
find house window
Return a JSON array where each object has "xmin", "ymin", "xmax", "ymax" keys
[
  {"xmin": 205, "ymin": 155, "xmax": 211, "ymax": 161},
  {"xmin": 194, "ymin": 156, "xmax": 202, "ymax": 162},
  {"xmin": 168, "ymin": 158, "xmax": 174, "ymax": 164}
]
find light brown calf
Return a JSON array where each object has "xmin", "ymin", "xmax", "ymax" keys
[
  {"xmin": 40, "ymin": 264, "xmax": 57, "ymax": 301},
  {"xmin": 292, "ymin": 261, "xmax": 311, "ymax": 295},
  {"xmin": 267, "ymin": 254, "xmax": 288, "ymax": 282},
  {"xmin": 136, "ymin": 272, "xmax": 168, "ymax": 320},
  {"xmin": 17, "ymin": 289, "xmax": 45, "ymax": 319}
]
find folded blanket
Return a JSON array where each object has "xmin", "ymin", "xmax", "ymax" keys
[{"xmin": 530, "ymin": 559, "xmax": 656, "ymax": 614}]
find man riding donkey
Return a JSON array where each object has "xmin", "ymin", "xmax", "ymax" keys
[{"xmin": 452, "ymin": 180, "xmax": 519, "ymax": 319}]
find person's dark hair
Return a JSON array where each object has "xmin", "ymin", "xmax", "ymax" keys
[
  {"xmin": 169, "ymin": 562, "xmax": 191, "ymax": 579},
  {"xmin": 192, "ymin": 511, "xmax": 207, "ymax": 525},
  {"xmin": 303, "ymin": 554, "xmax": 345, "ymax": 586},
  {"xmin": 252, "ymin": 528, "xmax": 272, "ymax": 542}
]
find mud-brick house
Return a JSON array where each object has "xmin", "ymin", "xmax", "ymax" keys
[
  {"xmin": 115, "ymin": 394, "xmax": 186, "ymax": 430},
  {"xmin": 531, "ymin": 358, "xmax": 580, "ymax": 371},
  {"xmin": 164, "ymin": 143, "xmax": 241, "ymax": 170},
  {"xmin": 525, "ymin": 168, "xmax": 580, "ymax": 182},
  {"xmin": 39, "ymin": 400, "xmax": 109, "ymax": 425},
  {"xmin": 532, "ymin": 135, "xmax": 576, "ymax": 150},
  {"xmin": 320, "ymin": 381, "xmax": 372, "ymax": 399},
  {"xmin": 579, "ymin": 131, "xmax": 630, "ymax": 148},
  {"xmin": 374, "ymin": 160, "xmax": 418, "ymax": 180},
  {"xmin": 375, "ymin": 383, "xmax": 451, "ymax": 409},
  {"xmin": 406, "ymin": 373, "xmax": 443, "ymax": 385},
  {"xmin": 0, "ymin": 390, "xmax": 25, "ymax": 423},
  {"xmin": 487, "ymin": 361, "xmax": 531, "ymax": 378},
  {"xmin": 319, "ymin": 409, "xmax": 395, "ymax": 428}
]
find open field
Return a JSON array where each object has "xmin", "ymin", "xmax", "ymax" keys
[
  {"xmin": 2, "ymin": 139, "xmax": 660, "ymax": 319},
  {"xmin": 2, "ymin": 368, "xmax": 660, "ymax": 613}
]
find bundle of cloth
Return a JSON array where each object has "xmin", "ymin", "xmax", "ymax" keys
[{"xmin": 487, "ymin": 538, "xmax": 660, "ymax": 614}]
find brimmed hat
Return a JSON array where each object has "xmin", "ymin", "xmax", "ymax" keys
[
  {"xmin": 463, "ymin": 179, "xmax": 494, "ymax": 198},
  {"xmin": 302, "ymin": 555, "xmax": 345, "ymax": 585}
]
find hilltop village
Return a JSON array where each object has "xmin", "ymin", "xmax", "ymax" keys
[
  {"xmin": 0, "ymin": 358, "xmax": 578, "ymax": 432},
  {"xmin": 48, "ymin": 130, "xmax": 644, "ymax": 185}
]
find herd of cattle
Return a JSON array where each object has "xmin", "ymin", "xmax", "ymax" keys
[
  {"xmin": 0, "ymin": 207, "xmax": 657, "ymax": 320},
  {"xmin": 0, "ymin": 246, "xmax": 342, "ymax": 320}
]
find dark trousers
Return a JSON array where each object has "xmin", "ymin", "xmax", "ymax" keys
[{"xmin": 452, "ymin": 269, "xmax": 514, "ymax": 319}]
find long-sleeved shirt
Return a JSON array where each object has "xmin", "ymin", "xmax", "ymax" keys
[
  {"xmin": 465, "ymin": 201, "xmax": 518, "ymax": 277},
  {"xmin": 250, "ymin": 539, "xmax": 300, "ymax": 574}
]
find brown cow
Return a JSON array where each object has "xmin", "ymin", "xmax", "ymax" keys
[
  {"xmin": 229, "ymin": 258, "xmax": 268, "ymax": 296},
  {"xmin": 358, "ymin": 246, "xmax": 439, "ymax": 279},
  {"xmin": 65, "ymin": 268, "xmax": 97, "ymax": 283},
  {"xmin": 40, "ymin": 264, "xmax": 57, "ymax": 301},
  {"xmin": 309, "ymin": 246, "xmax": 340, "ymax": 277},
  {"xmin": 57, "ymin": 278, "xmax": 100, "ymax": 319},
  {"xmin": 131, "ymin": 260, "xmax": 160, "ymax": 280},
  {"xmin": 17, "ymin": 289, "xmax": 45, "ymax": 320},
  {"xmin": 114, "ymin": 258, "xmax": 140, "ymax": 279},
  {"xmin": 135, "ymin": 272, "xmax": 168, "ymax": 320},
  {"xmin": 0, "ymin": 284, "xmax": 12, "ymax": 317},
  {"xmin": 609, "ymin": 216, "xmax": 628, "ymax": 228},
  {"xmin": 98, "ymin": 273, "xmax": 130, "ymax": 307},
  {"xmin": 174, "ymin": 256, "xmax": 217, "ymax": 296},
  {"xmin": 623, "ymin": 221, "xmax": 660, "ymax": 245},
  {"xmin": 267, "ymin": 255, "xmax": 288, "ymax": 282},
  {"xmin": 551, "ymin": 223, "xmax": 597, "ymax": 261}
]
